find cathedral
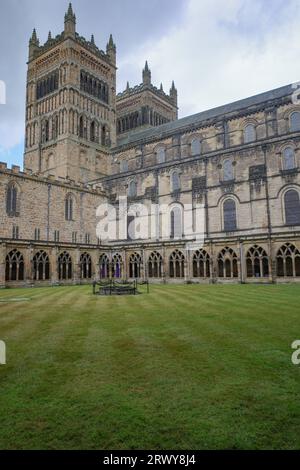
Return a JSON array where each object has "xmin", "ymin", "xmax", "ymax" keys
[{"xmin": 1, "ymin": 3, "xmax": 300, "ymax": 287}]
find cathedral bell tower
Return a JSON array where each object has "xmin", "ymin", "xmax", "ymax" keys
[{"xmin": 24, "ymin": 3, "xmax": 117, "ymax": 183}]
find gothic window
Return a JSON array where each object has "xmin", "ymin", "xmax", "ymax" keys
[
  {"xmin": 223, "ymin": 199, "xmax": 237, "ymax": 231},
  {"xmin": 12, "ymin": 225, "xmax": 19, "ymax": 239},
  {"xmin": 58, "ymin": 251, "xmax": 72, "ymax": 280},
  {"xmin": 34, "ymin": 228, "xmax": 40, "ymax": 241},
  {"xmin": 90, "ymin": 121, "xmax": 96, "ymax": 142},
  {"xmin": 193, "ymin": 249, "xmax": 210, "ymax": 278},
  {"xmin": 85, "ymin": 233, "xmax": 90, "ymax": 244},
  {"xmin": 157, "ymin": 147, "xmax": 166, "ymax": 164},
  {"xmin": 100, "ymin": 254, "xmax": 110, "ymax": 279},
  {"xmin": 148, "ymin": 251, "xmax": 163, "ymax": 278},
  {"xmin": 223, "ymin": 160, "xmax": 233, "ymax": 181},
  {"xmin": 283, "ymin": 147, "xmax": 295, "ymax": 170},
  {"xmin": 127, "ymin": 214, "xmax": 135, "ymax": 240},
  {"xmin": 244, "ymin": 123, "xmax": 256, "ymax": 143},
  {"xmin": 276, "ymin": 243, "xmax": 300, "ymax": 277},
  {"xmin": 120, "ymin": 161, "xmax": 128, "ymax": 173},
  {"xmin": 284, "ymin": 189, "xmax": 300, "ymax": 225},
  {"xmin": 246, "ymin": 245, "xmax": 269, "ymax": 278},
  {"xmin": 218, "ymin": 247, "xmax": 238, "ymax": 278},
  {"xmin": 170, "ymin": 206, "xmax": 182, "ymax": 239},
  {"xmin": 129, "ymin": 252, "xmax": 142, "ymax": 278},
  {"xmin": 5, "ymin": 249, "xmax": 24, "ymax": 281},
  {"xmin": 101, "ymin": 125, "xmax": 106, "ymax": 146},
  {"xmin": 72, "ymin": 232, "xmax": 77, "ymax": 243},
  {"xmin": 52, "ymin": 115, "xmax": 59, "ymax": 139},
  {"xmin": 128, "ymin": 180, "xmax": 137, "ymax": 198},
  {"xmin": 191, "ymin": 138, "xmax": 201, "ymax": 156},
  {"xmin": 169, "ymin": 250, "xmax": 185, "ymax": 278},
  {"xmin": 33, "ymin": 250, "xmax": 50, "ymax": 281},
  {"xmin": 112, "ymin": 253, "xmax": 123, "ymax": 278},
  {"xmin": 79, "ymin": 116, "xmax": 84, "ymax": 138},
  {"xmin": 290, "ymin": 112, "xmax": 300, "ymax": 132},
  {"xmin": 42, "ymin": 119, "xmax": 49, "ymax": 143},
  {"xmin": 54, "ymin": 230, "xmax": 60, "ymax": 242},
  {"xmin": 65, "ymin": 194, "xmax": 74, "ymax": 221},
  {"xmin": 171, "ymin": 172, "xmax": 180, "ymax": 192},
  {"xmin": 6, "ymin": 183, "xmax": 18, "ymax": 216},
  {"xmin": 80, "ymin": 253, "xmax": 92, "ymax": 279}
]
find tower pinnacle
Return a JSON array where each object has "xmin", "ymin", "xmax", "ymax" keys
[
  {"xmin": 142, "ymin": 61, "xmax": 151, "ymax": 86},
  {"xmin": 64, "ymin": 3, "xmax": 76, "ymax": 38}
]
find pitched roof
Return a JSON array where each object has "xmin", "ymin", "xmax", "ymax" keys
[{"xmin": 115, "ymin": 83, "xmax": 295, "ymax": 149}]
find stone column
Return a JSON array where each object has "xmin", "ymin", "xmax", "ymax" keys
[
  {"xmin": 239, "ymin": 240, "xmax": 245, "ymax": 284},
  {"xmin": 50, "ymin": 246, "xmax": 58, "ymax": 284},
  {"xmin": 91, "ymin": 250, "xmax": 99, "ymax": 281},
  {"xmin": 25, "ymin": 245, "xmax": 34, "ymax": 286},
  {"xmin": 0, "ymin": 243, "xmax": 6, "ymax": 288},
  {"xmin": 74, "ymin": 248, "xmax": 81, "ymax": 284}
]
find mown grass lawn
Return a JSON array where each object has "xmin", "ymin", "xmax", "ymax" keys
[{"xmin": 0, "ymin": 283, "xmax": 300, "ymax": 450}]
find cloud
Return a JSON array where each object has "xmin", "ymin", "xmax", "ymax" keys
[
  {"xmin": 118, "ymin": 0, "xmax": 300, "ymax": 117},
  {"xmin": 1, "ymin": 0, "xmax": 300, "ymax": 166}
]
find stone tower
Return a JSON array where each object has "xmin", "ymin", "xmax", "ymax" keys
[
  {"xmin": 24, "ymin": 3, "xmax": 117, "ymax": 183},
  {"xmin": 116, "ymin": 61, "xmax": 178, "ymax": 138}
]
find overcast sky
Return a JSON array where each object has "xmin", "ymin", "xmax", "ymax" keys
[{"xmin": 1, "ymin": 0, "xmax": 300, "ymax": 168}]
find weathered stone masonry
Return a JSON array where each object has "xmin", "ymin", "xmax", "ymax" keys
[{"xmin": 1, "ymin": 4, "xmax": 300, "ymax": 287}]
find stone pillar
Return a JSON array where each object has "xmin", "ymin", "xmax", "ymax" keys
[
  {"xmin": 162, "ymin": 246, "xmax": 167, "ymax": 283},
  {"xmin": 185, "ymin": 248, "xmax": 190, "ymax": 282},
  {"xmin": 24, "ymin": 245, "xmax": 34, "ymax": 286},
  {"xmin": 210, "ymin": 241, "xmax": 216, "ymax": 283},
  {"xmin": 74, "ymin": 248, "xmax": 81, "ymax": 284},
  {"xmin": 120, "ymin": 250, "xmax": 125, "ymax": 280},
  {"xmin": 91, "ymin": 250, "xmax": 99, "ymax": 281},
  {"xmin": 239, "ymin": 240, "xmax": 245, "ymax": 284},
  {"xmin": 50, "ymin": 246, "xmax": 58, "ymax": 284},
  {"xmin": 0, "ymin": 243, "xmax": 6, "ymax": 288}
]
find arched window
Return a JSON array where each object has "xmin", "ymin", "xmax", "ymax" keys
[
  {"xmin": 276, "ymin": 243, "xmax": 300, "ymax": 277},
  {"xmin": 90, "ymin": 121, "xmax": 96, "ymax": 142},
  {"xmin": 169, "ymin": 250, "xmax": 185, "ymax": 278},
  {"xmin": 290, "ymin": 112, "xmax": 300, "ymax": 132},
  {"xmin": 100, "ymin": 254, "xmax": 110, "ymax": 279},
  {"xmin": 193, "ymin": 249, "xmax": 210, "ymax": 278},
  {"xmin": 284, "ymin": 189, "xmax": 300, "ymax": 225},
  {"xmin": 80, "ymin": 253, "xmax": 92, "ymax": 279},
  {"xmin": 52, "ymin": 114, "xmax": 59, "ymax": 139},
  {"xmin": 129, "ymin": 253, "xmax": 142, "ymax": 278},
  {"xmin": 170, "ymin": 206, "xmax": 182, "ymax": 239},
  {"xmin": 128, "ymin": 180, "xmax": 137, "ymax": 198},
  {"xmin": 157, "ymin": 147, "xmax": 166, "ymax": 164},
  {"xmin": 58, "ymin": 251, "xmax": 72, "ymax": 280},
  {"xmin": 246, "ymin": 245, "xmax": 269, "ymax": 278},
  {"xmin": 6, "ymin": 183, "xmax": 18, "ymax": 216},
  {"xmin": 120, "ymin": 160, "xmax": 128, "ymax": 173},
  {"xmin": 79, "ymin": 116, "xmax": 84, "ymax": 138},
  {"xmin": 244, "ymin": 124, "xmax": 256, "ymax": 143},
  {"xmin": 171, "ymin": 171, "xmax": 180, "ymax": 192},
  {"xmin": 33, "ymin": 250, "xmax": 50, "ymax": 281},
  {"xmin": 65, "ymin": 194, "xmax": 74, "ymax": 221},
  {"xmin": 112, "ymin": 253, "xmax": 123, "ymax": 278},
  {"xmin": 283, "ymin": 147, "xmax": 295, "ymax": 170},
  {"xmin": 223, "ymin": 160, "xmax": 233, "ymax": 181},
  {"xmin": 148, "ymin": 251, "xmax": 163, "ymax": 278},
  {"xmin": 101, "ymin": 125, "xmax": 106, "ymax": 146},
  {"xmin": 218, "ymin": 247, "xmax": 238, "ymax": 278},
  {"xmin": 191, "ymin": 138, "xmax": 201, "ymax": 156},
  {"xmin": 223, "ymin": 199, "xmax": 237, "ymax": 231},
  {"xmin": 5, "ymin": 249, "xmax": 24, "ymax": 281}
]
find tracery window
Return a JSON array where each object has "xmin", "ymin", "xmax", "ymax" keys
[
  {"xmin": 218, "ymin": 247, "xmax": 238, "ymax": 278},
  {"xmin": 169, "ymin": 250, "xmax": 185, "ymax": 278},
  {"xmin": 246, "ymin": 245, "xmax": 269, "ymax": 278}
]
